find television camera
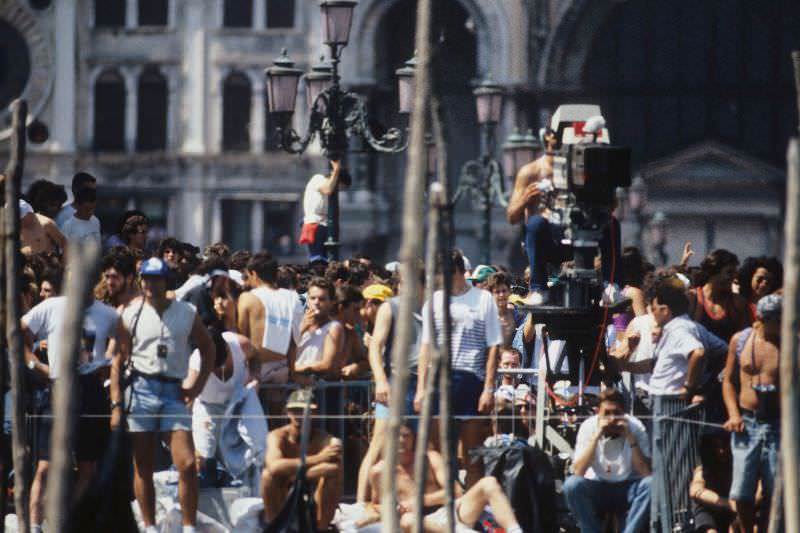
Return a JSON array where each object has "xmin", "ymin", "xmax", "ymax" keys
[{"xmin": 521, "ymin": 104, "xmax": 632, "ymax": 391}]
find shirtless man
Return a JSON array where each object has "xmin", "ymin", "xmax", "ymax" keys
[
  {"xmin": 261, "ymin": 389, "xmax": 343, "ymax": 530},
  {"xmin": 506, "ymin": 129, "xmax": 555, "ymax": 305},
  {"xmin": 722, "ymin": 294, "xmax": 781, "ymax": 532},
  {"xmin": 237, "ymin": 251, "xmax": 304, "ymax": 415},
  {"xmin": 19, "ymin": 199, "xmax": 67, "ymax": 256},
  {"xmin": 360, "ymin": 424, "xmax": 523, "ymax": 533}
]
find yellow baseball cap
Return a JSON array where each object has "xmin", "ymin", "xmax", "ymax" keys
[{"xmin": 362, "ymin": 284, "xmax": 394, "ymax": 302}]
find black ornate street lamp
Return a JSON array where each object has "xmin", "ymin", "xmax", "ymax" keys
[
  {"xmin": 265, "ymin": 0, "xmax": 412, "ymax": 260},
  {"xmin": 451, "ymin": 77, "xmax": 510, "ymax": 265}
]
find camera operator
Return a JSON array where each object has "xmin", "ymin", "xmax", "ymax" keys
[
  {"xmin": 722, "ymin": 294, "xmax": 781, "ymax": 532},
  {"xmin": 506, "ymin": 128, "xmax": 556, "ymax": 305},
  {"xmin": 507, "ymin": 123, "xmax": 622, "ymax": 305},
  {"xmin": 110, "ymin": 257, "xmax": 215, "ymax": 533},
  {"xmin": 564, "ymin": 388, "xmax": 651, "ymax": 533}
]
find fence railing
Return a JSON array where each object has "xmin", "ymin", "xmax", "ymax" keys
[{"xmin": 651, "ymin": 395, "xmax": 704, "ymax": 533}]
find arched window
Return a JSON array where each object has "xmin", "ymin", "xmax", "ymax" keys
[
  {"xmin": 93, "ymin": 69, "xmax": 126, "ymax": 152},
  {"xmin": 138, "ymin": 0, "xmax": 168, "ymax": 26},
  {"xmin": 266, "ymin": 0, "xmax": 295, "ymax": 29},
  {"xmin": 222, "ymin": 72, "xmax": 251, "ymax": 152},
  {"xmin": 95, "ymin": 0, "xmax": 126, "ymax": 28},
  {"xmin": 136, "ymin": 67, "xmax": 168, "ymax": 152},
  {"xmin": 224, "ymin": 0, "xmax": 252, "ymax": 28}
]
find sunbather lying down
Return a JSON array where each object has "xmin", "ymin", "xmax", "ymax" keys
[{"xmin": 357, "ymin": 424, "xmax": 523, "ymax": 533}]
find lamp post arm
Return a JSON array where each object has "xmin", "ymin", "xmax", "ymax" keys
[
  {"xmin": 343, "ymin": 93, "xmax": 409, "ymax": 153},
  {"xmin": 488, "ymin": 159, "xmax": 509, "ymax": 207},
  {"xmin": 274, "ymin": 92, "xmax": 329, "ymax": 154}
]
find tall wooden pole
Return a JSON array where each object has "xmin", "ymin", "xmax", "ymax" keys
[
  {"xmin": 45, "ymin": 240, "xmax": 100, "ymax": 533},
  {"xmin": 413, "ymin": 181, "xmax": 444, "ymax": 533},
  {"xmin": 4, "ymin": 99, "xmax": 28, "ymax": 533},
  {"xmin": 380, "ymin": 0, "xmax": 432, "ymax": 530},
  {"xmin": 0, "ymin": 169, "xmax": 5, "ymax": 533},
  {"xmin": 431, "ymin": 87, "xmax": 455, "ymax": 533},
  {"xmin": 779, "ymin": 49, "xmax": 800, "ymax": 533}
]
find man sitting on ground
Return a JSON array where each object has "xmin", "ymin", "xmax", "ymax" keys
[
  {"xmin": 359, "ymin": 423, "xmax": 523, "ymax": 533},
  {"xmin": 261, "ymin": 389, "xmax": 343, "ymax": 531},
  {"xmin": 563, "ymin": 388, "xmax": 651, "ymax": 533}
]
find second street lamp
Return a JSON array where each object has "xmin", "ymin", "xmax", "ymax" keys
[
  {"xmin": 452, "ymin": 76, "xmax": 509, "ymax": 265},
  {"xmin": 265, "ymin": 0, "xmax": 412, "ymax": 260}
]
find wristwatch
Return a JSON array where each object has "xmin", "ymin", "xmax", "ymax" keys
[
  {"xmin": 27, "ymin": 359, "xmax": 36, "ymax": 371},
  {"xmin": 110, "ymin": 401, "xmax": 123, "ymax": 411}
]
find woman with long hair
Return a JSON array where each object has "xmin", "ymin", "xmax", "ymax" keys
[{"xmin": 737, "ymin": 256, "xmax": 782, "ymax": 322}]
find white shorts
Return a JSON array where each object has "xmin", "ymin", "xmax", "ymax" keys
[
  {"xmin": 192, "ymin": 400, "xmax": 227, "ymax": 459},
  {"xmin": 427, "ymin": 500, "xmax": 475, "ymax": 532}
]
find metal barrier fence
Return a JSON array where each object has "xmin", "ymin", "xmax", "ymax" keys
[{"xmin": 651, "ymin": 395, "xmax": 704, "ymax": 533}]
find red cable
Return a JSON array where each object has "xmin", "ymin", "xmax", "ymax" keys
[{"xmin": 584, "ymin": 215, "xmax": 617, "ymax": 386}]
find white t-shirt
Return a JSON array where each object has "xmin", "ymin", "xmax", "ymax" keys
[
  {"xmin": 295, "ymin": 320, "xmax": 340, "ymax": 368},
  {"xmin": 22, "ymin": 297, "xmax": 119, "ymax": 379},
  {"xmin": 574, "ymin": 414, "xmax": 650, "ymax": 482},
  {"xmin": 627, "ymin": 314, "xmax": 655, "ymax": 392},
  {"xmin": 189, "ymin": 331, "xmax": 247, "ymax": 405},
  {"xmin": 121, "ymin": 298, "xmax": 196, "ymax": 379},
  {"xmin": 421, "ymin": 286, "xmax": 503, "ymax": 379},
  {"xmin": 61, "ymin": 215, "xmax": 102, "ymax": 246},
  {"xmin": 302, "ymin": 174, "xmax": 329, "ymax": 225},
  {"xmin": 251, "ymin": 286, "xmax": 304, "ymax": 383},
  {"xmin": 175, "ymin": 274, "xmax": 206, "ymax": 301},
  {"xmin": 649, "ymin": 314, "xmax": 704, "ymax": 395},
  {"xmin": 55, "ymin": 204, "xmax": 76, "ymax": 227}
]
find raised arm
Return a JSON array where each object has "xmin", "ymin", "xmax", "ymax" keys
[{"xmin": 317, "ymin": 160, "xmax": 341, "ymax": 196}]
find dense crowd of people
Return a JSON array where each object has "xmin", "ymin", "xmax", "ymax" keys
[{"xmin": 1, "ymin": 169, "xmax": 786, "ymax": 533}]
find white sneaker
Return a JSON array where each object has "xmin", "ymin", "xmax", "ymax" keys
[
  {"xmin": 602, "ymin": 283, "xmax": 623, "ymax": 306},
  {"xmin": 526, "ymin": 289, "xmax": 549, "ymax": 306}
]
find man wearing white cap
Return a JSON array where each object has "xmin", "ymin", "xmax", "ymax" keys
[{"xmin": 110, "ymin": 257, "xmax": 215, "ymax": 533}]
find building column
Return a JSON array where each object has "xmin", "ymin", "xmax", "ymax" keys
[
  {"xmin": 251, "ymin": 200, "xmax": 264, "ymax": 251},
  {"xmin": 126, "ymin": 0, "xmax": 138, "ymax": 28},
  {"xmin": 181, "ymin": 1, "xmax": 208, "ymax": 153},
  {"xmin": 253, "ymin": 0, "xmax": 265, "ymax": 30},
  {"xmin": 249, "ymin": 71, "xmax": 265, "ymax": 154},
  {"xmin": 50, "ymin": 0, "xmax": 77, "ymax": 152},
  {"xmin": 166, "ymin": 67, "xmax": 179, "ymax": 151},
  {"xmin": 123, "ymin": 66, "xmax": 141, "ymax": 153}
]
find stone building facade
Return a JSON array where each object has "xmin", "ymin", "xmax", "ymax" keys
[{"xmin": 1, "ymin": 0, "xmax": 798, "ymax": 264}]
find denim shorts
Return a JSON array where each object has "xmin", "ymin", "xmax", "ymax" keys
[
  {"xmin": 729, "ymin": 413, "xmax": 779, "ymax": 503},
  {"xmin": 126, "ymin": 373, "xmax": 191, "ymax": 433}
]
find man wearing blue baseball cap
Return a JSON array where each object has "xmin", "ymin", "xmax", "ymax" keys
[{"xmin": 110, "ymin": 257, "xmax": 216, "ymax": 533}]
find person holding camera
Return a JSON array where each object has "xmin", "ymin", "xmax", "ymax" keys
[
  {"xmin": 564, "ymin": 388, "xmax": 652, "ymax": 533},
  {"xmin": 722, "ymin": 294, "xmax": 781, "ymax": 532},
  {"xmin": 110, "ymin": 257, "xmax": 215, "ymax": 533}
]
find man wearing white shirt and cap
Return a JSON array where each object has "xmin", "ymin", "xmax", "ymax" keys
[{"xmin": 110, "ymin": 257, "xmax": 215, "ymax": 533}]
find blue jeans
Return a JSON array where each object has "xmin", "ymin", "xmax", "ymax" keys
[
  {"xmin": 524, "ymin": 215, "xmax": 622, "ymax": 290},
  {"xmin": 729, "ymin": 414, "xmax": 779, "ymax": 503},
  {"xmin": 563, "ymin": 475, "xmax": 651, "ymax": 533},
  {"xmin": 126, "ymin": 374, "xmax": 191, "ymax": 433},
  {"xmin": 307, "ymin": 224, "xmax": 328, "ymax": 259}
]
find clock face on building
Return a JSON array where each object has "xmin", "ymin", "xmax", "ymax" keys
[
  {"xmin": 0, "ymin": 19, "xmax": 32, "ymax": 112},
  {"xmin": 0, "ymin": 2, "xmax": 53, "ymax": 138}
]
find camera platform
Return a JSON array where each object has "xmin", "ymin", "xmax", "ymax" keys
[{"xmin": 516, "ymin": 298, "xmax": 630, "ymax": 339}]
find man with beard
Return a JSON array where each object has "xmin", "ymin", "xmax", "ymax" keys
[{"xmin": 100, "ymin": 248, "xmax": 140, "ymax": 308}]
